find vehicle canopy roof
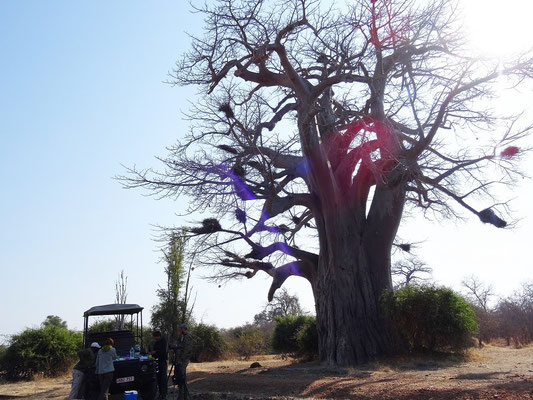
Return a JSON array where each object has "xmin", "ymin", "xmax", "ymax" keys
[{"xmin": 83, "ymin": 303, "xmax": 143, "ymax": 317}]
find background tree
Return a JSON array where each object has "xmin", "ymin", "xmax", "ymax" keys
[
  {"xmin": 124, "ymin": 0, "xmax": 533, "ymax": 365},
  {"xmin": 462, "ymin": 276, "xmax": 495, "ymax": 313},
  {"xmin": 89, "ymin": 319, "xmax": 118, "ymax": 334},
  {"xmin": 41, "ymin": 315, "xmax": 68, "ymax": 329},
  {"xmin": 223, "ymin": 324, "xmax": 267, "ymax": 359},
  {"xmin": 254, "ymin": 288, "xmax": 305, "ymax": 326},
  {"xmin": 392, "ymin": 256, "xmax": 432, "ymax": 289},
  {"xmin": 151, "ymin": 234, "xmax": 194, "ymax": 340},
  {"xmin": 272, "ymin": 315, "xmax": 317, "ymax": 356},
  {"xmin": 461, "ymin": 276, "xmax": 497, "ymax": 347},
  {"xmin": 115, "ymin": 270, "xmax": 128, "ymax": 330},
  {"xmin": 382, "ymin": 285, "xmax": 477, "ymax": 352},
  {"xmin": 190, "ymin": 323, "xmax": 227, "ymax": 362},
  {"xmin": 1, "ymin": 318, "xmax": 81, "ymax": 380},
  {"xmin": 495, "ymin": 282, "xmax": 533, "ymax": 346}
]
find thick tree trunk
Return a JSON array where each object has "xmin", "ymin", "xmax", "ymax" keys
[
  {"xmin": 314, "ymin": 227, "xmax": 394, "ymax": 365},
  {"xmin": 297, "ymin": 99, "xmax": 407, "ymax": 365},
  {"xmin": 313, "ymin": 184, "xmax": 406, "ymax": 365}
]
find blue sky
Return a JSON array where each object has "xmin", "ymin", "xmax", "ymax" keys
[
  {"xmin": 0, "ymin": 1, "xmax": 203, "ymax": 336},
  {"xmin": 1, "ymin": 1, "xmax": 532, "ymax": 340}
]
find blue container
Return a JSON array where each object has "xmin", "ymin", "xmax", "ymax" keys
[{"xmin": 124, "ymin": 390, "xmax": 138, "ymax": 400}]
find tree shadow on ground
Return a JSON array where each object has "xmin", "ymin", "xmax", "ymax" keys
[
  {"xmin": 187, "ymin": 356, "xmax": 442, "ymax": 395},
  {"xmin": 295, "ymin": 373, "xmax": 532, "ymax": 399},
  {"xmin": 0, "ymin": 385, "xmax": 66, "ymax": 399},
  {"xmin": 187, "ymin": 354, "xmax": 532, "ymax": 400}
]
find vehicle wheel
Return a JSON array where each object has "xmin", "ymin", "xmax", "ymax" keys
[{"xmin": 139, "ymin": 380, "xmax": 157, "ymax": 400}]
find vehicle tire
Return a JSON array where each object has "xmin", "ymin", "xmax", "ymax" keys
[{"xmin": 139, "ymin": 379, "xmax": 157, "ymax": 400}]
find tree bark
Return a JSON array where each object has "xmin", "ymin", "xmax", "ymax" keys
[
  {"xmin": 313, "ymin": 182, "xmax": 406, "ymax": 365},
  {"xmin": 314, "ymin": 225, "xmax": 386, "ymax": 364}
]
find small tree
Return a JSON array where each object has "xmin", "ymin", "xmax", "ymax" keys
[
  {"xmin": 462, "ymin": 276, "xmax": 494, "ymax": 313},
  {"xmin": 495, "ymin": 282, "xmax": 533, "ymax": 347},
  {"xmin": 115, "ymin": 270, "xmax": 128, "ymax": 330},
  {"xmin": 462, "ymin": 276, "xmax": 498, "ymax": 347},
  {"xmin": 151, "ymin": 234, "xmax": 194, "ymax": 340},
  {"xmin": 254, "ymin": 288, "xmax": 305, "ymax": 326}
]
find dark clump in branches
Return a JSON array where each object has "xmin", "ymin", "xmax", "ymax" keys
[
  {"xmin": 397, "ymin": 243, "xmax": 411, "ymax": 253},
  {"xmin": 235, "ymin": 208, "xmax": 247, "ymax": 223},
  {"xmin": 218, "ymin": 102, "xmax": 235, "ymax": 119},
  {"xmin": 218, "ymin": 144, "xmax": 239, "ymax": 154},
  {"xmin": 191, "ymin": 218, "xmax": 222, "ymax": 234},
  {"xmin": 500, "ymin": 146, "xmax": 519, "ymax": 158},
  {"xmin": 478, "ymin": 208, "xmax": 507, "ymax": 228},
  {"xmin": 232, "ymin": 163, "xmax": 246, "ymax": 179}
]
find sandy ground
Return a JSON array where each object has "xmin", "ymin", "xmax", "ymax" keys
[{"xmin": 1, "ymin": 345, "xmax": 532, "ymax": 399}]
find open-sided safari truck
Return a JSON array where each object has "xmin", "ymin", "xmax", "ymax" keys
[{"xmin": 83, "ymin": 304, "xmax": 158, "ymax": 399}]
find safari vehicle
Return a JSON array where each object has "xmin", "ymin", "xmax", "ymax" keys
[{"xmin": 83, "ymin": 304, "xmax": 158, "ymax": 399}]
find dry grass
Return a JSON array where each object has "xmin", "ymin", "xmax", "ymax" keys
[{"xmin": 1, "ymin": 346, "xmax": 532, "ymax": 399}]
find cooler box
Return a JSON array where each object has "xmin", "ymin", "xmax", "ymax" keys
[{"xmin": 124, "ymin": 390, "xmax": 138, "ymax": 400}]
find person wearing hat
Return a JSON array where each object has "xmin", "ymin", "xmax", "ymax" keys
[
  {"xmin": 173, "ymin": 323, "xmax": 193, "ymax": 400},
  {"xmin": 95, "ymin": 338, "xmax": 117, "ymax": 400},
  {"xmin": 68, "ymin": 342, "xmax": 100, "ymax": 399},
  {"xmin": 149, "ymin": 329, "xmax": 168, "ymax": 399}
]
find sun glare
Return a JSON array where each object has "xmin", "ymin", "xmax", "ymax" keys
[{"xmin": 464, "ymin": 0, "xmax": 533, "ymax": 57}]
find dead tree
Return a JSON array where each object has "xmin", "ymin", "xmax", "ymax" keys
[
  {"xmin": 392, "ymin": 256, "xmax": 432, "ymax": 288},
  {"xmin": 462, "ymin": 276, "xmax": 497, "ymax": 346},
  {"xmin": 114, "ymin": 270, "xmax": 128, "ymax": 330},
  {"xmin": 122, "ymin": 0, "xmax": 533, "ymax": 365}
]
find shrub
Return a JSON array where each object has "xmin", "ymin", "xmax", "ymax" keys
[
  {"xmin": 89, "ymin": 318, "xmax": 121, "ymax": 333},
  {"xmin": 1, "ymin": 325, "xmax": 82, "ymax": 380},
  {"xmin": 224, "ymin": 324, "xmax": 266, "ymax": 360},
  {"xmin": 381, "ymin": 285, "xmax": 477, "ymax": 352},
  {"xmin": 272, "ymin": 315, "xmax": 315, "ymax": 354},
  {"xmin": 295, "ymin": 317, "xmax": 318, "ymax": 359},
  {"xmin": 0, "ymin": 344, "xmax": 7, "ymax": 376},
  {"xmin": 190, "ymin": 323, "xmax": 226, "ymax": 362}
]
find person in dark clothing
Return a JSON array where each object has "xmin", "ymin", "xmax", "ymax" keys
[
  {"xmin": 173, "ymin": 324, "xmax": 193, "ymax": 400},
  {"xmin": 69, "ymin": 342, "xmax": 100, "ymax": 399},
  {"xmin": 150, "ymin": 330, "xmax": 168, "ymax": 400}
]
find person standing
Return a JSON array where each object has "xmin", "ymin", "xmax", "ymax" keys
[
  {"xmin": 174, "ymin": 323, "xmax": 193, "ymax": 400},
  {"xmin": 95, "ymin": 338, "xmax": 116, "ymax": 400},
  {"xmin": 149, "ymin": 330, "xmax": 168, "ymax": 400},
  {"xmin": 69, "ymin": 342, "xmax": 100, "ymax": 399}
]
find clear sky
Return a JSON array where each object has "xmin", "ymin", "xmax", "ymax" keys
[{"xmin": 1, "ymin": 1, "xmax": 532, "ymax": 342}]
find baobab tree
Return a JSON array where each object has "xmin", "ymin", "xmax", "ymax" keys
[{"xmin": 123, "ymin": 0, "xmax": 533, "ymax": 365}]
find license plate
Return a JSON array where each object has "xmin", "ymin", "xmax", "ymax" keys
[{"xmin": 116, "ymin": 376, "xmax": 134, "ymax": 383}]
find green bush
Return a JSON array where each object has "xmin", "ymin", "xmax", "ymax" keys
[
  {"xmin": 1, "ymin": 326, "xmax": 82, "ymax": 380},
  {"xmin": 189, "ymin": 323, "xmax": 226, "ymax": 362},
  {"xmin": 225, "ymin": 324, "xmax": 266, "ymax": 360},
  {"xmin": 0, "ymin": 344, "xmax": 7, "ymax": 376},
  {"xmin": 272, "ymin": 315, "xmax": 316, "ymax": 354},
  {"xmin": 295, "ymin": 317, "xmax": 318, "ymax": 359},
  {"xmin": 381, "ymin": 285, "xmax": 477, "ymax": 352},
  {"xmin": 89, "ymin": 318, "xmax": 121, "ymax": 333}
]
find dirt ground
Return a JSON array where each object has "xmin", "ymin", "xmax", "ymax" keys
[{"xmin": 1, "ymin": 345, "xmax": 532, "ymax": 399}]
